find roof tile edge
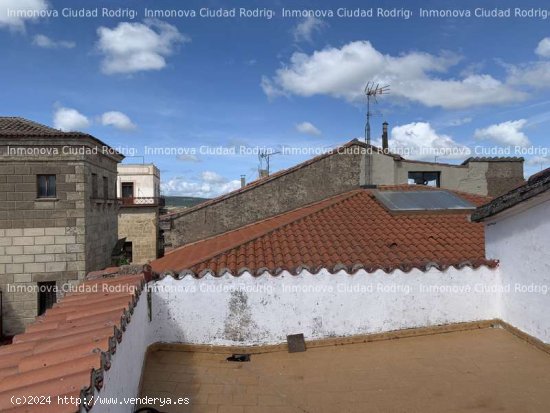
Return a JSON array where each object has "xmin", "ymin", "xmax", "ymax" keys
[
  {"xmin": 156, "ymin": 260, "xmax": 499, "ymax": 279},
  {"xmin": 76, "ymin": 278, "xmax": 145, "ymax": 412}
]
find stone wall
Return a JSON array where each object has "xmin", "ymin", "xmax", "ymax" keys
[
  {"xmin": 165, "ymin": 149, "xmax": 364, "ymax": 248},
  {"xmin": 0, "ymin": 145, "xmax": 121, "ymax": 334},
  {"xmin": 118, "ymin": 207, "xmax": 159, "ymax": 264},
  {"xmin": 164, "ymin": 143, "xmax": 524, "ymax": 249}
]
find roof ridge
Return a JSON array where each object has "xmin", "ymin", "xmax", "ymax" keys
[
  {"xmin": 174, "ymin": 190, "xmax": 364, "ymax": 272},
  {"xmin": 160, "ymin": 140, "xmax": 390, "ymax": 221}
]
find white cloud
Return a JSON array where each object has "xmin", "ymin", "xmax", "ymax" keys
[
  {"xmin": 526, "ymin": 156, "xmax": 550, "ymax": 167},
  {"xmin": 96, "ymin": 19, "xmax": 189, "ymax": 75},
  {"xmin": 262, "ymin": 41, "xmax": 526, "ymax": 109},
  {"xmin": 474, "ymin": 119, "xmax": 530, "ymax": 147},
  {"xmin": 161, "ymin": 171, "xmax": 240, "ymax": 198},
  {"xmin": 447, "ymin": 117, "xmax": 472, "ymax": 127},
  {"xmin": 177, "ymin": 154, "xmax": 200, "ymax": 162},
  {"xmin": 53, "ymin": 107, "xmax": 90, "ymax": 131},
  {"xmin": 377, "ymin": 122, "xmax": 471, "ymax": 161},
  {"xmin": 507, "ymin": 61, "xmax": 550, "ymax": 88},
  {"xmin": 0, "ymin": 0, "xmax": 48, "ymax": 31},
  {"xmin": 293, "ymin": 16, "xmax": 326, "ymax": 43},
  {"xmin": 535, "ymin": 37, "xmax": 550, "ymax": 58},
  {"xmin": 100, "ymin": 111, "xmax": 136, "ymax": 131},
  {"xmin": 295, "ymin": 121, "xmax": 321, "ymax": 136},
  {"xmin": 33, "ymin": 34, "xmax": 75, "ymax": 49}
]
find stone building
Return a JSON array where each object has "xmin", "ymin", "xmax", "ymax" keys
[
  {"xmin": 117, "ymin": 164, "xmax": 164, "ymax": 264},
  {"xmin": 0, "ymin": 117, "xmax": 123, "ymax": 335},
  {"xmin": 162, "ymin": 136, "xmax": 524, "ymax": 249}
]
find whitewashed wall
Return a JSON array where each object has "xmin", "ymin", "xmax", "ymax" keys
[
  {"xmin": 485, "ymin": 194, "xmax": 550, "ymax": 344},
  {"xmin": 148, "ymin": 267, "xmax": 500, "ymax": 346},
  {"xmin": 88, "ymin": 292, "xmax": 149, "ymax": 413}
]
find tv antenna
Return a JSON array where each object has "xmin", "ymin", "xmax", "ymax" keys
[
  {"xmin": 364, "ymin": 82, "xmax": 390, "ymax": 145},
  {"xmin": 258, "ymin": 149, "xmax": 281, "ymax": 177}
]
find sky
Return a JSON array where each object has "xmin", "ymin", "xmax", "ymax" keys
[{"xmin": 1, "ymin": 0, "xmax": 550, "ymax": 197}]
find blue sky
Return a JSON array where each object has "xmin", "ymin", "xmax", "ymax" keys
[{"xmin": 1, "ymin": 0, "xmax": 549, "ymax": 197}]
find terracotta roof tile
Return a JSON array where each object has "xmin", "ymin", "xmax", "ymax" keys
[
  {"xmin": 152, "ymin": 186, "xmax": 494, "ymax": 276},
  {"xmin": 0, "ymin": 275, "xmax": 144, "ymax": 412}
]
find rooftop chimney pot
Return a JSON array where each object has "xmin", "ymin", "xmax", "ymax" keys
[{"xmin": 382, "ymin": 121, "xmax": 389, "ymax": 151}]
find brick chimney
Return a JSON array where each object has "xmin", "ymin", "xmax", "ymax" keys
[{"xmin": 382, "ymin": 121, "xmax": 389, "ymax": 151}]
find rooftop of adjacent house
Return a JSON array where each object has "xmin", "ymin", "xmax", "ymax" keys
[
  {"xmin": 152, "ymin": 185, "xmax": 494, "ymax": 276},
  {"xmin": 472, "ymin": 166, "xmax": 550, "ymax": 221},
  {"xmin": 0, "ymin": 274, "xmax": 144, "ymax": 413},
  {"xmin": 160, "ymin": 139, "xmax": 524, "ymax": 222},
  {"xmin": 0, "ymin": 117, "xmax": 122, "ymax": 158}
]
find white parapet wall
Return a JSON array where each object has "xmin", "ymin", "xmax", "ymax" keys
[
  {"xmin": 88, "ymin": 290, "xmax": 149, "ymax": 413},
  {"xmin": 148, "ymin": 267, "xmax": 501, "ymax": 346},
  {"xmin": 485, "ymin": 195, "xmax": 550, "ymax": 344}
]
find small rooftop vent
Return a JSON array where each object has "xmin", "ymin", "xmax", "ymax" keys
[{"xmin": 374, "ymin": 190, "xmax": 475, "ymax": 212}]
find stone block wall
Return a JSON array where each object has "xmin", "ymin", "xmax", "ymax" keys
[
  {"xmin": 0, "ymin": 227, "xmax": 83, "ymax": 333},
  {"xmin": 0, "ymin": 150, "xmax": 120, "ymax": 335},
  {"xmin": 118, "ymin": 207, "xmax": 159, "ymax": 264}
]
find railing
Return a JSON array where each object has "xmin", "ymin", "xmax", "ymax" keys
[{"xmin": 119, "ymin": 197, "xmax": 165, "ymax": 207}]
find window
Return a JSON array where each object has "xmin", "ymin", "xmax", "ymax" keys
[
  {"xmin": 123, "ymin": 241, "xmax": 133, "ymax": 263},
  {"xmin": 37, "ymin": 281, "xmax": 57, "ymax": 316},
  {"xmin": 408, "ymin": 171, "xmax": 441, "ymax": 187},
  {"xmin": 91, "ymin": 173, "xmax": 98, "ymax": 198},
  {"xmin": 121, "ymin": 182, "xmax": 134, "ymax": 199},
  {"xmin": 103, "ymin": 176, "xmax": 109, "ymax": 199},
  {"xmin": 37, "ymin": 175, "xmax": 56, "ymax": 198}
]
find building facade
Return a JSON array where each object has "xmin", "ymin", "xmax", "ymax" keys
[
  {"xmin": 0, "ymin": 117, "xmax": 123, "ymax": 335},
  {"xmin": 117, "ymin": 164, "xmax": 163, "ymax": 265},
  {"xmin": 163, "ymin": 139, "xmax": 524, "ymax": 249}
]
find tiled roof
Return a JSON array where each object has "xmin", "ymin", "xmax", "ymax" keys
[
  {"xmin": 472, "ymin": 166, "xmax": 550, "ymax": 221},
  {"xmin": 0, "ymin": 117, "xmax": 85, "ymax": 136},
  {"xmin": 461, "ymin": 156, "xmax": 524, "ymax": 165},
  {"xmin": 160, "ymin": 139, "xmax": 400, "ymax": 221},
  {"xmin": 0, "ymin": 116, "xmax": 123, "ymax": 159},
  {"xmin": 0, "ymin": 275, "xmax": 144, "ymax": 413},
  {"xmin": 152, "ymin": 186, "xmax": 494, "ymax": 276}
]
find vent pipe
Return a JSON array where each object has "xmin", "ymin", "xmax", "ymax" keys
[
  {"xmin": 240, "ymin": 175, "xmax": 246, "ymax": 188},
  {"xmin": 382, "ymin": 121, "xmax": 389, "ymax": 151}
]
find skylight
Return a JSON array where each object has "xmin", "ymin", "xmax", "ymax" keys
[{"xmin": 374, "ymin": 190, "xmax": 475, "ymax": 212}]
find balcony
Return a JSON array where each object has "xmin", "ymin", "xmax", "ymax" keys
[{"xmin": 118, "ymin": 196, "xmax": 165, "ymax": 207}]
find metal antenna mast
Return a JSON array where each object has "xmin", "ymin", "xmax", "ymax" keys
[
  {"xmin": 363, "ymin": 82, "xmax": 390, "ymax": 186},
  {"xmin": 258, "ymin": 150, "xmax": 281, "ymax": 177},
  {"xmin": 364, "ymin": 82, "xmax": 390, "ymax": 145}
]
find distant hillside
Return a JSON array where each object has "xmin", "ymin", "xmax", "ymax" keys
[{"xmin": 163, "ymin": 196, "xmax": 210, "ymax": 208}]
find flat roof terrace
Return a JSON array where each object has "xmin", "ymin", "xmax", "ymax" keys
[{"xmin": 139, "ymin": 327, "xmax": 550, "ymax": 413}]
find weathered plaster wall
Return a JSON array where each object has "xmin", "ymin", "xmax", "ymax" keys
[
  {"xmin": 88, "ymin": 289, "xmax": 149, "ymax": 413},
  {"xmin": 485, "ymin": 193, "xmax": 550, "ymax": 344},
  {"xmin": 148, "ymin": 268, "xmax": 500, "ymax": 346}
]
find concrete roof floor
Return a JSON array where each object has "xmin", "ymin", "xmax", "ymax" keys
[{"xmin": 139, "ymin": 328, "xmax": 550, "ymax": 413}]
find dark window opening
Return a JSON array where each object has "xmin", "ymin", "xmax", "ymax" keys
[
  {"xmin": 408, "ymin": 171, "xmax": 441, "ymax": 187},
  {"xmin": 91, "ymin": 173, "xmax": 98, "ymax": 198},
  {"xmin": 37, "ymin": 175, "xmax": 56, "ymax": 198},
  {"xmin": 103, "ymin": 176, "xmax": 109, "ymax": 199},
  {"xmin": 38, "ymin": 281, "xmax": 57, "ymax": 316},
  {"xmin": 123, "ymin": 241, "xmax": 133, "ymax": 263},
  {"xmin": 121, "ymin": 182, "xmax": 134, "ymax": 199}
]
